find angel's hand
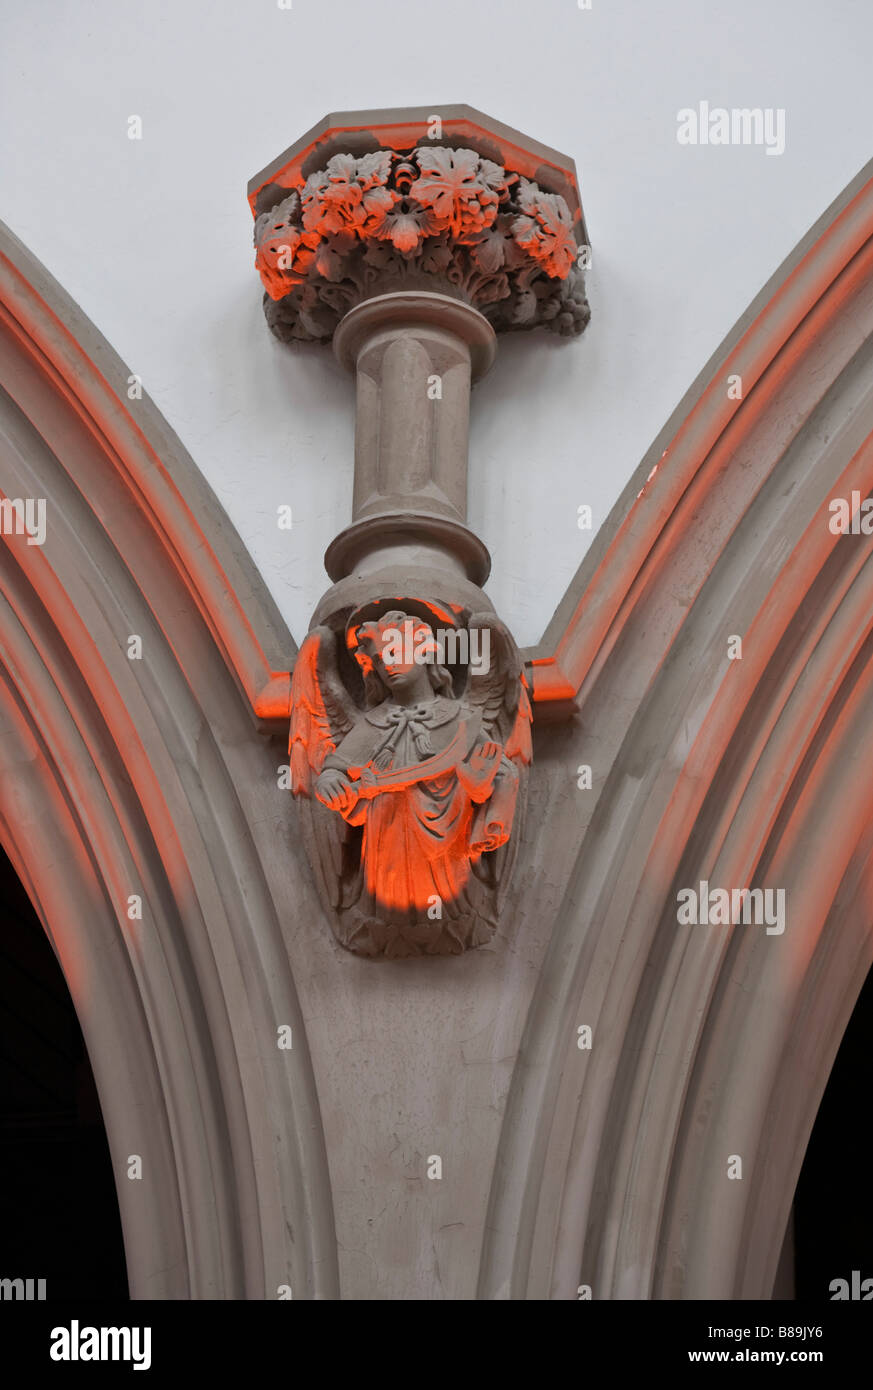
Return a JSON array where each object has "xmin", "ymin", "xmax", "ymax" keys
[
  {"xmin": 458, "ymin": 739, "xmax": 503, "ymax": 799},
  {"xmin": 468, "ymin": 741, "xmax": 502, "ymax": 779},
  {"xmin": 315, "ymin": 768, "xmax": 359, "ymax": 813}
]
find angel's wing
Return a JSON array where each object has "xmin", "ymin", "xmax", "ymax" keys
[
  {"xmin": 464, "ymin": 612, "xmax": 532, "ymax": 766},
  {"xmin": 289, "ymin": 626, "xmax": 357, "ymax": 788},
  {"xmin": 289, "ymin": 627, "xmax": 361, "ymax": 910},
  {"xmin": 464, "ymin": 614, "xmax": 532, "ymax": 910}
]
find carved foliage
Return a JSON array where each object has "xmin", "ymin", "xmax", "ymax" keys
[{"xmin": 254, "ymin": 146, "xmax": 589, "ymax": 343}]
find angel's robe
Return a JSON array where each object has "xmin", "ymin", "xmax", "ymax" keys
[{"xmin": 321, "ymin": 694, "xmax": 517, "ymax": 918}]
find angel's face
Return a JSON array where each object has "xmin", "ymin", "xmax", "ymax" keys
[
  {"xmin": 356, "ymin": 619, "xmax": 437, "ymax": 703},
  {"xmin": 378, "ymin": 655, "xmax": 426, "ymax": 694},
  {"xmin": 375, "ymin": 646, "xmax": 433, "ymax": 700}
]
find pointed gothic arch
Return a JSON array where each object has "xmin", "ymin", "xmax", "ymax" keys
[
  {"xmin": 0, "ymin": 222, "xmax": 337, "ymax": 1299},
  {"xmin": 482, "ymin": 158, "xmax": 873, "ymax": 1299}
]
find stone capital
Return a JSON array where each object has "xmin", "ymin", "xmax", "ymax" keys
[{"xmin": 248, "ymin": 105, "xmax": 590, "ymax": 344}]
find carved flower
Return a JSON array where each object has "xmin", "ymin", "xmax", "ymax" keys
[
  {"xmin": 511, "ymin": 181, "xmax": 578, "ymax": 278},
  {"xmin": 410, "ymin": 147, "xmax": 506, "ymax": 240},
  {"xmin": 301, "ymin": 151, "xmax": 395, "ymax": 237},
  {"xmin": 254, "ymin": 194, "xmax": 320, "ymax": 298}
]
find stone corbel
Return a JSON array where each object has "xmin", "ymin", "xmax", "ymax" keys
[{"xmin": 248, "ymin": 106, "xmax": 589, "ymax": 955}]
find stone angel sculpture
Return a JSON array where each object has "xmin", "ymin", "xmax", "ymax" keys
[{"xmin": 288, "ymin": 606, "xmax": 532, "ymax": 957}]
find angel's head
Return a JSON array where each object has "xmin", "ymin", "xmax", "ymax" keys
[{"xmin": 348, "ymin": 609, "xmax": 455, "ymax": 706}]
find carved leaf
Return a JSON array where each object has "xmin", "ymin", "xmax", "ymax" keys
[
  {"xmin": 314, "ymin": 231, "xmax": 356, "ymax": 282},
  {"xmin": 468, "ymin": 227, "xmax": 506, "ymax": 273},
  {"xmin": 410, "ymin": 147, "xmax": 505, "ymax": 240},
  {"xmin": 355, "ymin": 150, "xmax": 393, "ymax": 187},
  {"xmin": 511, "ymin": 180, "xmax": 578, "ymax": 279},
  {"xmin": 254, "ymin": 194, "xmax": 320, "ymax": 298},
  {"xmin": 420, "ymin": 234, "xmax": 453, "ymax": 273},
  {"xmin": 302, "ymin": 154, "xmax": 395, "ymax": 237}
]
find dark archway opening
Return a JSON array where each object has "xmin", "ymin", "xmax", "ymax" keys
[
  {"xmin": 793, "ymin": 962, "xmax": 873, "ymax": 1300},
  {"xmin": 0, "ymin": 844, "xmax": 128, "ymax": 1299}
]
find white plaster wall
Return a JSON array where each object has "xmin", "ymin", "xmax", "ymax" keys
[{"xmin": 1, "ymin": 0, "xmax": 870, "ymax": 648}]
